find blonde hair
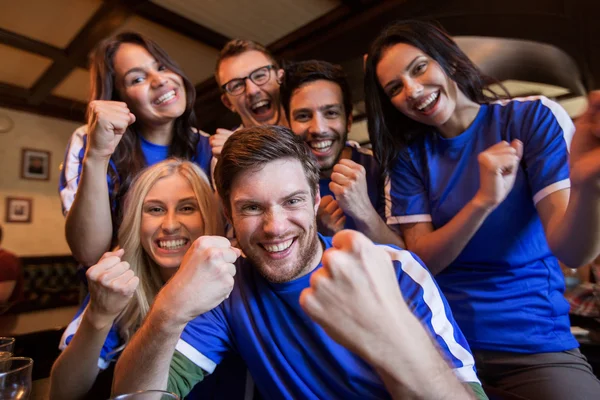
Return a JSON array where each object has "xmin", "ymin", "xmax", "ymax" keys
[{"xmin": 114, "ymin": 158, "xmax": 224, "ymax": 345}]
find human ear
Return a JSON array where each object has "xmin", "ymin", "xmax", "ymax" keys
[
  {"xmin": 221, "ymin": 93, "xmax": 235, "ymax": 113},
  {"xmin": 276, "ymin": 69, "xmax": 284, "ymax": 85},
  {"xmin": 313, "ymin": 189, "xmax": 321, "ymax": 214},
  {"xmin": 346, "ymin": 114, "xmax": 353, "ymax": 132}
]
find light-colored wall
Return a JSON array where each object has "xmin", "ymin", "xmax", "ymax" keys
[
  {"xmin": 348, "ymin": 119, "xmax": 369, "ymax": 144},
  {"xmin": 0, "ymin": 107, "xmax": 81, "ymax": 256}
]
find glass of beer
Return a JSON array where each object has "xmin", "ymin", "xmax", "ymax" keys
[
  {"xmin": 0, "ymin": 338, "xmax": 15, "ymax": 360},
  {"xmin": 109, "ymin": 390, "xmax": 180, "ymax": 399},
  {"xmin": 0, "ymin": 357, "xmax": 33, "ymax": 400}
]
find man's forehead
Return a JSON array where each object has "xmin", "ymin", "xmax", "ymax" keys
[
  {"xmin": 291, "ymin": 80, "xmax": 344, "ymax": 109},
  {"xmin": 230, "ymin": 159, "xmax": 311, "ymax": 202},
  {"xmin": 218, "ymin": 50, "xmax": 273, "ymax": 82}
]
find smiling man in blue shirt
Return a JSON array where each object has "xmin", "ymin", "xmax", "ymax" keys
[{"xmin": 113, "ymin": 125, "xmax": 486, "ymax": 399}]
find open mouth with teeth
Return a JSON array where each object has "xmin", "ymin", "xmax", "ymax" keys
[
  {"xmin": 415, "ymin": 91, "xmax": 440, "ymax": 114},
  {"xmin": 250, "ymin": 99, "xmax": 274, "ymax": 119},
  {"xmin": 260, "ymin": 238, "xmax": 295, "ymax": 257},
  {"xmin": 155, "ymin": 238, "xmax": 189, "ymax": 252},
  {"xmin": 308, "ymin": 139, "xmax": 336, "ymax": 157},
  {"xmin": 154, "ymin": 89, "xmax": 178, "ymax": 106}
]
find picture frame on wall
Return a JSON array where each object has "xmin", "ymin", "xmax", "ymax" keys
[
  {"xmin": 5, "ymin": 197, "xmax": 32, "ymax": 223},
  {"xmin": 21, "ymin": 148, "xmax": 51, "ymax": 181}
]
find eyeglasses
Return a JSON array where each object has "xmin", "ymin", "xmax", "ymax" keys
[{"xmin": 221, "ymin": 65, "xmax": 275, "ymax": 96}]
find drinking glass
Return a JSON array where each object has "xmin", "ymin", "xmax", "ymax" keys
[
  {"xmin": 0, "ymin": 338, "xmax": 15, "ymax": 361},
  {"xmin": 0, "ymin": 357, "xmax": 33, "ymax": 400},
  {"xmin": 108, "ymin": 390, "xmax": 180, "ymax": 400}
]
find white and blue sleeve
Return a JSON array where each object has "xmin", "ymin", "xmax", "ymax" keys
[
  {"xmin": 176, "ymin": 306, "xmax": 232, "ymax": 374},
  {"xmin": 386, "ymin": 150, "xmax": 432, "ymax": 225},
  {"xmin": 58, "ymin": 295, "xmax": 122, "ymax": 369},
  {"xmin": 381, "ymin": 244, "xmax": 480, "ymax": 384},
  {"xmin": 59, "ymin": 125, "xmax": 88, "ymax": 216},
  {"xmin": 519, "ymin": 97, "xmax": 574, "ymax": 205}
]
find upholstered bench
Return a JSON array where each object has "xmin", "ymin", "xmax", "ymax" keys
[{"xmin": 8, "ymin": 255, "xmax": 81, "ymax": 314}]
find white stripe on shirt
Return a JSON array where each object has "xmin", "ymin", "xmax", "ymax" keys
[
  {"xmin": 384, "ymin": 176, "xmax": 428, "ymax": 225},
  {"xmin": 176, "ymin": 339, "xmax": 217, "ymax": 373},
  {"xmin": 382, "ymin": 245, "xmax": 480, "ymax": 384},
  {"xmin": 496, "ymin": 96, "xmax": 575, "ymax": 205},
  {"xmin": 59, "ymin": 313, "xmax": 83, "ymax": 351},
  {"xmin": 538, "ymin": 96, "xmax": 575, "ymax": 150},
  {"xmin": 387, "ymin": 214, "xmax": 432, "ymax": 225},
  {"xmin": 384, "ymin": 176, "xmax": 392, "ymax": 220},
  {"xmin": 60, "ymin": 125, "xmax": 87, "ymax": 215},
  {"xmin": 536, "ymin": 96, "xmax": 574, "ymax": 203},
  {"xmin": 59, "ymin": 310, "xmax": 111, "ymax": 369},
  {"xmin": 533, "ymin": 178, "xmax": 571, "ymax": 205},
  {"xmin": 493, "ymin": 95, "xmax": 575, "ymax": 149}
]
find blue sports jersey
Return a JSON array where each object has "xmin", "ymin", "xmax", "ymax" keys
[
  {"xmin": 59, "ymin": 295, "xmax": 250, "ymax": 399},
  {"xmin": 386, "ymin": 96, "xmax": 577, "ymax": 353},
  {"xmin": 59, "ymin": 126, "xmax": 213, "ymax": 217},
  {"xmin": 318, "ymin": 142, "xmax": 385, "ymax": 231},
  {"xmin": 175, "ymin": 234, "xmax": 479, "ymax": 399},
  {"xmin": 59, "ymin": 295, "xmax": 121, "ymax": 369}
]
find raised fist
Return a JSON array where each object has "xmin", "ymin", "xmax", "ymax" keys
[
  {"xmin": 86, "ymin": 100, "xmax": 136, "ymax": 160},
  {"xmin": 85, "ymin": 248, "xmax": 139, "ymax": 329}
]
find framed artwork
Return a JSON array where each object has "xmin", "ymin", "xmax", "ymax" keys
[
  {"xmin": 21, "ymin": 148, "xmax": 51, "ymax": 181},
  {"xmin": 5, "ymin": 197, "xmax": 32, "ymax": 223}
]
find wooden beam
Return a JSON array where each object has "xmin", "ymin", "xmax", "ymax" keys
[
  {"xmin": 273, "ymin": 0, "xmax": 399, "ymax": 62},
  {"xmin": 27, "ymin": 60, "xmax": 74, "ymax": 106},
  {"xmin": 0, "ymin": 82, "xmax": 30, "ymax": 99},
  {"xmin": 0, "ymin": 83, "xmax": 85, "ymax": 122},
  {"xmin": 192, "ymin": 5, "xmax": 355, "ymax": 127},
  {"xmin": 0, "ymin": 28, "xmax": 89, "ymax": 68},
  {"xmin": 340, "ymin": 0, "xmax": 379, "ymax": 9},
  {"xmin": 268, "ymin": 6, "xmax": 353, "ymax": 55},
  {"xmin": 193, "ymin": 1, "xmax": 385, "ymax": 129},
  {"xmin": 28, "ymin": 0, "xmax": 144, "ymax": 105},
  {"xmin": 135, "ymin": 2, "xmax": 230, "ymax": 49}
]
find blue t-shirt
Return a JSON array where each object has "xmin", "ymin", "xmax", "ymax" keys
[
  {"xmin": 386, "ymin": 96, "xmax": 577, "ymax": 353},
  {"xmin": 59, "ymin": 295, "xmax": 121, "ymax": 369},
  {"xmin": 59, "ymin": 295, "xmax": 250, "ymax": 399},
  {"xmin": 175, "ymin": 234, "xmax": 479, "ymax": 399},
  {"xmin": 318, "ymin": 142, "xmax": 385, "ymax": 232},
  {"xmin": 59, "ymin": 126, "xmax": 213, "ymax": 217}
]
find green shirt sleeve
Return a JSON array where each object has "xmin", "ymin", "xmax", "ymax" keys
[
  {"xmin": 467, "ymin": 381, "xmax": 489, "ymax": 400},
  {"xmin": 166, "ymin": 350, "xmax": 206, "ymax": 398}
]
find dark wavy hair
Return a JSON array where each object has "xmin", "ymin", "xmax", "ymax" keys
[
  {"xmin": 88, "ymin": 32, "xmax": 199, "ymax": 227},
  {"xmin": 280, "ymin": 59, "xmax": 353, "ymax": 122},
  {"xmin": 215, "ymin": 125, "xmax": 320, "ymax": 216},
  {"xmin": 364, "ymin": 20, "xmax": 506, "ymax": 176}
]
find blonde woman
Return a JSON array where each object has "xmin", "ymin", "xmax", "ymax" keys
[{"xmin": 49, "ymin": 159, "xmax": 223, "ymax": 400}]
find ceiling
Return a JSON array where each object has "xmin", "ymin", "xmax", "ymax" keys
[{"xmin": 0, "ymin": 0, "xmax": 598, "ymax": 131}]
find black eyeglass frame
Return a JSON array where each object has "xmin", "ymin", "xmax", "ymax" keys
[{"xmin": 221, "ymin": 65, "xmax": 276, "ymax": 96}]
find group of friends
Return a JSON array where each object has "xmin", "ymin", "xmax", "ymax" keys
[{"xmin": 49, "ymin": 19, "xmax": 600, "ymax": 400}]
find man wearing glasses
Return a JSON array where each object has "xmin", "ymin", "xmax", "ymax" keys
[{"xmin": 209, "ymin": 39, "xmax": 289, "ymax": 159}]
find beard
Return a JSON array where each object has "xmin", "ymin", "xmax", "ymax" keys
[
  {"xmin": 315, "ymin": 129, "xmax": 349, "ymax": 175},
  {"xmin": 241, "ymin": 221, "xmax": 322, "ymax": 284}
]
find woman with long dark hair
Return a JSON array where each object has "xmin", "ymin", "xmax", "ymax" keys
[
  {"xmin": 365, "ymin": 20, "xmax": 600, "ymax": 399},
  {"xmin": 59, "ymin": 32, "xmax": 212, "ymax": 267}
]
